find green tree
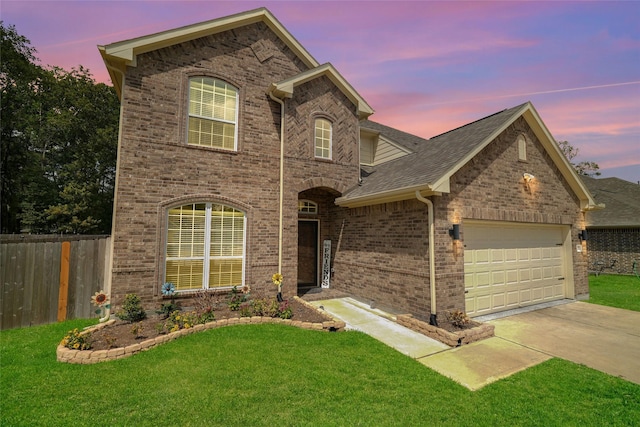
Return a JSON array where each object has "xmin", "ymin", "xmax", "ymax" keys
[
  {"xmin": 0, "ymin": 22, "xmax": 44, "ymax": 233},
  {"xmin": 0, "ymin": 22, "xmax": 119, "ymax": 234},
  {"xmin": 557, "ymin": 140, "xmax": 601, "ymax": 177}
]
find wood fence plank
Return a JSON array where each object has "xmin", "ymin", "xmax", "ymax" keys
[
  {"xmin": 57, "ymin": 242, "xmax": 71, "ymax": 322},
  {"xmin": 21, "ymin": 243, "xmax": 36, "ymax": 327}
]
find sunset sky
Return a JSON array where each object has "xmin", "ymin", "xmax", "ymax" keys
[{"xmin": 4, "ymin": 0, "xmax": 639, "ymax": 182}]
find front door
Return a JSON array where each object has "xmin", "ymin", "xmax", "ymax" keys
[{"xmin": 298, "ymin": 220, "xmax": 318, "ymax": 287}]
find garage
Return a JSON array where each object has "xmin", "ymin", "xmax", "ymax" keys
[{"xmin": 464, "ymin": 221, "xmax": 569, "ymax": 316}]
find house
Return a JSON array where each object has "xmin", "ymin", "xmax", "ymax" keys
[
  {"xmin": 581, "ymin": 176, "xmax": 640, "ymax": 275},
  {"xmin": 99, "ymin": 8, "xmax": 599, "ymax": 322}
]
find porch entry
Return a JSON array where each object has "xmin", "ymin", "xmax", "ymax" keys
[{"xmin": 298, "ymin": 220, "xmax": 319, "ymax": 287}]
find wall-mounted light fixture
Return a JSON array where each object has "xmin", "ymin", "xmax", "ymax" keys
[
  {"xmin": 579, "ymin": 229, "xmax": 588, "ymax": 241},
  {"xmin": 523, "ymin": 173, "xmax": 535, "ymax": 183},
  {"xmin": 449, "ymin": 223, "xmax": 460, "ymax": 240}
]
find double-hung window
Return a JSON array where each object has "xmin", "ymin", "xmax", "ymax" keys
[
  {"xmin": 314, "ymin": 118, "xmax": 332, "ymax": 159},
  {"xmin": 188, "ymin": 77, "xmax": 238, "ymax": 150},
  {"xmin": 166, "ymin": 203, "xmax": 245, "ymax": 291}
]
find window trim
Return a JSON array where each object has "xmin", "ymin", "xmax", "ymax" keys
[
  {"xmin": 186, "ymin": 76, "xmax": 240, "ymax": 151},
  {"xmin": 314, "ymin": 117, "xmax": 333, "ymax": 160},
  {"xmin": 517, "ymin": 133, "xmax": 528, "ymax": 162},
  {"xmin": 164, "ymin": 202, "xmax": 246, "ymax": 292},
  {"xmin": 298, "ymin": 199, "xmax": 318, "ymax": 215}
]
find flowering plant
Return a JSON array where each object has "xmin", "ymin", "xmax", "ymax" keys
[{"xmin": 61, "ymin": 328, "xmax": 92, "ymax": 350}]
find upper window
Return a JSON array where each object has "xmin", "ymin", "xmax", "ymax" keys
[
  {"xmin": 188, "ymin": 77, "xmax": 238, "ymax": 150},
  {"xmin": 314, "ymin": 118, "xmax": 332, "ymax": 159},
  {"xmin": 517, "ymin": 134, "xmax": 527, "ymax": 161},
  {"xmin": 165, "ymin": 203, "xmax": 245, "ymax": 291}
]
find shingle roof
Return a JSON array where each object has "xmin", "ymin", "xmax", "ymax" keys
[
  {"xmin": 581, "ymin": 176, "xmax": 640, "ymax": 227},
  {"xmin": 341, "ymin": 103, "xmax": 527, "ymax": 202}
]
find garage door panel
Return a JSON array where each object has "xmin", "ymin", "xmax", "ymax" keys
[{"xmin": 465, "ymin": 222, "xmax": 567, "ymax": 316}]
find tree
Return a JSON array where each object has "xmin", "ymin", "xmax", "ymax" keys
[
  {"xmin": 557, "ymin": 140, "xmax": 601, "ymax": 177},
  {"xmin": 0, "ymin": 22, "xmax": 119, "ymax": 234}
]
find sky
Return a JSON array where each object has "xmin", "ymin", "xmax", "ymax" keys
[{"xmin": 3, "ymin": 0, "xmax": 639, "ymax": 183}]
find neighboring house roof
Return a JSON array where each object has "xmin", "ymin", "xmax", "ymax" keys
[
  {"xmin": 581, "ymin": 176, "xmax": 640, "ymax": 227},
  {"xmin": 338, "ymin": 102, "xmax": 598, "ymax": 210},
  {"xmin": 99, "ymin": 7, "xmax": 319, "ymax": 97},
  {"xmin": 269, "ymin": 63, "xmax": 374, "ymax": 119}
]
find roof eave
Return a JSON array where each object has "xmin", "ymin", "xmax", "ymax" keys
[
  {"xmin": 100, "ymin": 8, "xmax": 320, "ymax": 98},
  {"xmin": 336, "ymin": 184, "xmax": 442, "ymax": 208},
  {"xmin": 270, "ymin": 63, "xmax": 374, "ymax": 119}
]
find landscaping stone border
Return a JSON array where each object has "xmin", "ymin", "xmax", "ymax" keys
[
  {"xmin": 396, "ymin": 314, "xmax": 494, "ymax": 347},
  {"xmin": 57, "ymin": 297, "xmax": 345, "ymax": 364}
]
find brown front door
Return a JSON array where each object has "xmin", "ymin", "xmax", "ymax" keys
[{"xmin": 298, "ymin": 221, "xmax": 318, "ymax": 287}]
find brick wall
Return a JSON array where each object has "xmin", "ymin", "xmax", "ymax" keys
[
  {"xmin": 332, "ymin": 117, "xmax": 588, "ymax": 321},
  {"xmin": 587, "ymin": 228, "xmax": 640, "ymax": 275},
  {"xmin": 110, "ymin": 22, "xmax": 360, "ymax": 310}
]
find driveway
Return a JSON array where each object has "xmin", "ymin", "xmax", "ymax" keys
[
  {"xmin": 488, "ymin": 301, "xmax": 640, "ymax": 384},
  {"xmin": 422, "ymin": 301, "xmax": 640, "ymax": 389},
  {"xmin": 309, "ymin": 294, "xmax": 640, "ymax": 390}
]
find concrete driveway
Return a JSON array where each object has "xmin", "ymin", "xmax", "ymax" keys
[
  {"xmin": 422, "ymin": 301, "xmax": 640, "ymax": 389},
  {"xmin": 489, "ymin": 302, "xmax": 640, "ymax": 384}
]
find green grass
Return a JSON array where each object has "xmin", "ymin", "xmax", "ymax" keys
[
  {"xmin": 2, "ymin": 320, "xmax": 639, "ymax": 426},
  {"xmin": 588, "ymin": 274, "xmax": 640, "ymax": 312}
]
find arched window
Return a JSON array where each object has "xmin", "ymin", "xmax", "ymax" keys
[
  {"xmin": 187, "ymin": 77, "xmax": 238, "ymax": 150},
  {"xmin": 298, "ymin": 200, "xmax": 318, "ymax": 214},
  {"xmin": 165, "ymin": 203, "xmax": 245, "ymax": 291},
  {"xmin": 314, "ymin": 118, "xmax": 332, "ymax": 159},
  {"xmin": 517, "ymin": 134, "xmax": 527, "ymax": 161}
]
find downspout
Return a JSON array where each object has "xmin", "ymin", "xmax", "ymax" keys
[
  {"xmin": 101, "ymin": 63, "xmax": 126, "ymax": 322},
  {"xmin": 268, "ymin": 91, "xmax": 285, "ymax": 283},
  {"xmin": 415, "ymin": 190, "xmax": 438, "ymax": 326}
]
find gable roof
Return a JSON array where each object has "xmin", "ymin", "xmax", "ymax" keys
[
  {"xmin": 269, "ymin": 63, "xmax": 374, "ymax": 119},
  {"xmin": 337, "ymin": 102, "xmax": 598, "ymax": 210},
  {"xmin": 581, "ymin": 176, "xmax": 640, "ymax": 227},
  {"xmin": 99, "ymin": 7, "xmax": 319, "ymax": 97}
]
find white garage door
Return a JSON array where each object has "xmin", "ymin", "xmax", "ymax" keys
[{"xmin": 464, "ymin": 222, "xmax": 567, "ymax": 316}]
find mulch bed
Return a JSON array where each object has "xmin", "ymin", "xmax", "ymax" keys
[{"xmin": 87, "ymin": 298, "xmax": 330, "ymax": 351}]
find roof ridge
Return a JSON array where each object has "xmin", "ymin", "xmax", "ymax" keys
[{"xmin": 429, "ymin": 102, "xmax": 528, "ymax": 139}]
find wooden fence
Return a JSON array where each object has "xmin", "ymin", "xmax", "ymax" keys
[{"xmin": 0, "ymin": 235, "xmax": 111, "ymax": 330}]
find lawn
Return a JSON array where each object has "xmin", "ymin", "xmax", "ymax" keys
[
  {"xmin": 588, "ymin": 274, "xmax": 640, "ymax": 312},
  {"xmin": 1, "ymin": 319, "xmax": 639, "ymax": 426}
]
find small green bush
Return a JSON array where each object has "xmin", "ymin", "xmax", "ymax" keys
[{"xmin": 116, "ymin": 293, "xmax": 147, "ymax": 323}]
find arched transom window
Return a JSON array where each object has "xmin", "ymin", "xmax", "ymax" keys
[
  {"xmin": 298, "ymin": 200, "xmax": 318, "ymax": 214},
  {"xmin": 188, "ymin": 77, "xmax": 238, "ymax": 150},
  {"xmin": 166, "ymin": 203, "xmax": 245, "ymax": 291}
]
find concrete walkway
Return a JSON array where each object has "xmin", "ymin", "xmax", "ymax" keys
[{"xmin": 311, "ymin": 297, "xmax": 640, "ymax": 390}]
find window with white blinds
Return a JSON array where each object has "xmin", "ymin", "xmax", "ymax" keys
[
  {"xmin": 188, "ymin": 77, "xmax": 238, "ymax": 150},
  {"xmin": 166, "ymin": 203, "xmax": 245, "ymax": 291},
  {"xmin": 314, "ymin": 118, "xmax": 332, "ymax": 159}
]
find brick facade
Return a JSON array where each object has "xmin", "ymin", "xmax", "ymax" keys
[
  {"xmin": 110, "ymin": 22, "xmax": 360, "ymax": 309},
  {"xmin": 587, "ymin": 228, "xmax": 640, "ymax": 275},
  {"xmin": 332, "ymin": 118, "xmax": 588, "ymax": 321}
]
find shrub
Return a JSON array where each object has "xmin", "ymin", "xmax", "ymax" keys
[
  {"xmin": 116, "ymin": 293, "xmax": 147, "ymax": 323},
  {"xmin": 60, "ymin": 328, "xmax": 92, "ymax": 350},
  {"xmin": 228, "ymin": 286, "xmax": 248, "ymax": 311},
  {"xmin": 445, "ymin": 309, "xmax": 470, "ymax": 328}
]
